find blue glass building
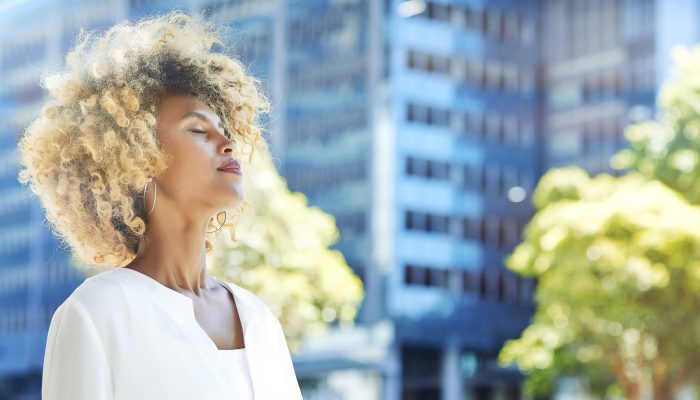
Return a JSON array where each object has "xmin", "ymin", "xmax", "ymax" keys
[{"xmin": 0, "ymin": 1, "xmax": 124, "ymax": 397}]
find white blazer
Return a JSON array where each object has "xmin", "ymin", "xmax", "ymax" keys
[{"xmin": 42, "ymin": 267, "xmax": 304, "ymax": 399}]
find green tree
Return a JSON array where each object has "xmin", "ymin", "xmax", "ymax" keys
[
  {"xmin": 499, "ymin": 44, "xmax": 700, "ymax": 399},
  {"xmin": 498, "ymin": 167, "xmax": 700, "ymax": 399},
  {"xmin": 612, "ymin": 45, "xmax": 700, "ymax": 204},
  {"xmin": 206, "ymin": 150, "xmax": 364, "ymax": 351}
]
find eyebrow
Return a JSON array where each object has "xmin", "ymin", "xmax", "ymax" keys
[{"xmin": 181, "ymin": 111, "xmax": 224, "ymax": 129}]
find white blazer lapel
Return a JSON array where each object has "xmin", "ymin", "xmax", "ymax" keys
[
  {"xmin": 213, "ymin": 277, "xmax": 270, "ymax": 399},
  {"xmin": 214, "ymin": 278, "xmax": 303, "ymax": 399}
]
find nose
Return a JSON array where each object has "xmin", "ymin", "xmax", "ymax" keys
[{"xmin": 220, "ymin": 133, "xmax": 236, "ymax": 154}]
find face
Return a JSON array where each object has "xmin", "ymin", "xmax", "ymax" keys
[{"xmin": 152, "ymin": 93, "xmax": 243, "ymax": 219}]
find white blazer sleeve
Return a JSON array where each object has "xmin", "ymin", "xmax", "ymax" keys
[
  {"xmin": 42, "ymin": 297, "xmax": 113, "ymax": 400},
  {"xmin": 272, "ymin": 317, "xmax": 304, "ymax": 399}
]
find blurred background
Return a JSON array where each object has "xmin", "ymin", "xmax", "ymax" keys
[{"xmin": 3, "ymin": 0, "xmax": 700, "ymax": 399}]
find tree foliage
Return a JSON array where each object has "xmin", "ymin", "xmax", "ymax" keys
[
  {"xmin": 612, "ymin": 45, "xmax": 700, "ymax": 205},
  {"xmin": 501, "ymin": 45, "xmax": 700, "ymax": 399},
  {"xmin": 499, "ymin": 168, "xmax": 700, "ymax": 398}
]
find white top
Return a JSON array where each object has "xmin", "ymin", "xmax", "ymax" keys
[
  {"xmin": 218, "ymin": 348, "xmax": 253, "ymax": 400},
  {"xmin": 41, "ymin": 267, "xmax": 304, "ymax": 400}
]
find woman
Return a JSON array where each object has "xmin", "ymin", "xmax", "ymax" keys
[{"xmin": 17, "ymin": 10, "xmax": 303, "ymax": 400}]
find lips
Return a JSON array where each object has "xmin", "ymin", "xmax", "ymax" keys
[
  {"xmin": 218, "ymin": 158, "xmax": 240, "ymax": 169},
  {"xmin": 218, "ymin": 167, "xmax": 242, "ymax": 176},
  {"xmin": 217, "ymin": 159, "xmax": 242, "ymax": 175}
]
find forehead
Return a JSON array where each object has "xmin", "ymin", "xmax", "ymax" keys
[{"xmin": 155, "ymin": 94, "xmax": 221, "ymax": 124}]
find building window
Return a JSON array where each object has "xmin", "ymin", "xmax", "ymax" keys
[
  {"xmin": 406, "ymin": 156, "xmax": 429, "ymax": 176},
  {"xmin": 335, "ymin": 212, "xmax": 366, "ymax": 234},
  {"xmin": 484, "ymin": 165, "xmax": 501, "ymax": 193},
  {"xmin": 504, "ymin": 13, "xmax": 520, "ymax": 42},
  {"xmin": 497, "ymin": 270, "xmax": 506, "ymax": 300},
  {"xmin": 407, "ymin": 103, "xmax": 429, "ymax": 123},
  {"xmin": 503, "ymin": 115, "xmax": 518, "ymax": 145},
  {"xmin": 462, "ymin": 216, "xmax": 479, "ymax": 240},
  {"xmin": 479, "ymin": 217, "xmax": 488, "ymax": 243},
  {"xmin": 426, "ymin": 268, "xmax": 449, "ymax": 288},
  {"xmin": 404, "ymin": 264, "xmax": 426, "ymax": 285},
  {"xmin": 427, "ymin": 160, "xmax": 450, "ymax": 180},
  {"xmin": 426, "ymin": 1, "xmax": 450, "ymax": 23},
  {"xmin": 518, "ymin": 117, "xmax": 534, "ymax": 147},
  {"xmin": 466, "ymin": 7, "xmax": 483, "ymax": 31},
  {"xmin": 503, "ymin": 166, "xmax": 518, "ymax": 192},
  {"xmin": 519, "ymin": 69, "xmax": 534, "ymax": 96},
  {"xmin": 463, "ymin": 111, "xmax": 482, "ymax": 140},
  {"xmin": 503, "ymin": 63, "xmax": 520, "ymax": 93},
  {"xmin": 406, "ymin": 103, "xmax": 450, "ymax": 127},
  {"xmin": 518, "ymin": 169, "xmax": 533, "ymax": 192},
  {"xmin": 479, "ymin": 269, "xmax": 488, "ymax": 297},
  {"xmin": 405, "ymin": 211, "xmax": 428, "ymax": 231},
  {"xmin": 411, "ymin": 2, "xmax": 526, "ymax": 45},
  {"xmin": 484, "ymin": 112, "xmax": 501, "ymax": 143},
  {"xmin": 465, "ymin": 59, "xmax": 482, "ymax": 87},
  {"xmin": 426, "ymin": 214, "xmax": 449, "ymax": 234},
  {"xmin": 407, "ymin": 50, "xmax": 417, "ymax": 69},
  {"xmin": 428, "ymin": 107, "xmax": 450, "ymax": 127},
  {"xmin": 462, "ymin": 269, "xmax": 472, "ymax": 292},
  {"xmin": 404, "ymin": 264, "xmax": 449, "ymax": 290},
  {"xmin": 405, "ymin": 210, "xmax": 450, "ymax": 234},
  {"xmin": 406, "ymin": 157, "xmax": 450, "ymax": 181},
  {"xmin": 429, "ymin": 54, "xmax": 451, "ymax": 74},
  {"xmin": 505, "ymin": 218, "xmax": 519, "ymax": 248},
  {"xmin": 518, "ymin": 275, "xmax": 537, "ymax": 305},
  {"xmin": 519, "ymin": 15, "xmax": 534, "ymax": 45},
  {"xmin": 487, "ymin": 9, "xmax": 502, "ymax": 38},
  {"xmin": 407, "ymin": 49, "xmax": 429, "ymax": 70}
]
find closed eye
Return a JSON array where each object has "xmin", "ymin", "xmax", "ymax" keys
[{"xmin": 191, "ymin": 128, "xmax": 236, "ymax": 144}]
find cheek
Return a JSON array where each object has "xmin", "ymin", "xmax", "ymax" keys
[{"xmin": 163, "ymin": 142, "xmax": 216, "ymax": 182}]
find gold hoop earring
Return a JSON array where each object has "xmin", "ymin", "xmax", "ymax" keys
[
  {"xmin": 207, "ymin": 211, "xmax": 226, "ymax": 233},
  {"xmin": 143, "ymin": 177, "xmax": 156, "ymax": 215}
]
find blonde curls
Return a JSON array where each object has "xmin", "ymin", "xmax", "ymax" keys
[{"xmin": 17, "ymin": 10, "xmax": 271, "ymax": 267}]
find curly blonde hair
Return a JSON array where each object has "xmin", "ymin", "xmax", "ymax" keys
[{"xmin": 16, "ymin": 10, "xmax": 271, "ymax": 267}]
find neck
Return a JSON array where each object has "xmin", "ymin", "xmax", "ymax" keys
[{"xmin": 125, "ymin": 208, "xmax": 215, "ymax": 298}]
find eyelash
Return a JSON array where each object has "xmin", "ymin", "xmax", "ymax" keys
[{"xmin": 191, "ymin": 129, "xmax": 236, "ymax": 143}]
